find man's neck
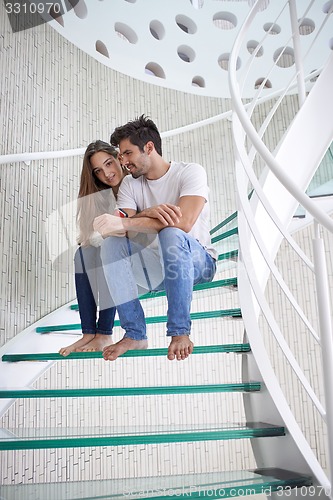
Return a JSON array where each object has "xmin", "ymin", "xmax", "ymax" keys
[{"xmin": 145, "ymin": 159, "xmax": 171, "ymax": 180}]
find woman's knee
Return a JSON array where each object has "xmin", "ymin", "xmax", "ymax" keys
[
  {"xmin": 74, "ymin": 245, "xmax": 99, "ymax": 273},
  {"xmin": 100, "ymin": 235, "xmax": 128, "ymax": 263}
]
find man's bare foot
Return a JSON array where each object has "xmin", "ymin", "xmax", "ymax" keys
[
  {"xmin": 80, "ymin": 334, "xmax": 113, "ymax": 352},
  {"xmin": 167, "ymin": 335, "xmax": 194, "ymax": 361},
  {"xmin": 59, "ymin": 334, "xmax": 95, "ymax": 357},
  {"xmin": 103, "ymin": 337, "xmax": 148, "ymax": 361}
]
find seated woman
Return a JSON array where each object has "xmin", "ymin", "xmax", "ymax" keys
[{"xmin": 59, "ymin": 140, "xmax": 128, "ymax": 356}]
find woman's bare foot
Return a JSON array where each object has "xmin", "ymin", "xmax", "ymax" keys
[
  {"xmin": 167, "ymin": 335, "xmax": 194, "ymax": 360},
  {"xmin": 80, "ymin": 334, "xmax": 113, "ymax": 352},
  {"xmin": 103, "ymin": 337, "xmax": 148, "ymax": 361},
  {"xmin": 59, "ymin": 334, "xmax": 95, "ymax": 357}
]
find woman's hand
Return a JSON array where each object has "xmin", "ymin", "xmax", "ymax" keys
[{"xmin": 93, "ymin": 214, "xmax": 127, "ymax": 238}]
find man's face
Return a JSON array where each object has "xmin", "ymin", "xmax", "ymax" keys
[{"xmin": 119, "ymin": 139, "xmax": 150, "ymax": 179}]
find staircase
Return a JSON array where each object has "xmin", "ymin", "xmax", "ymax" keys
[
  {"xmin": 0, "ymin": 215, "xmax": 313, "ymax": 499},
  {"xmin": 1, "ymin": 1, "xmax": 333, "ymax": 498}
]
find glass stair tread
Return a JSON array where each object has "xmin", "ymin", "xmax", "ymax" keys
[
  {"xmin": 0, "ymin": 468, "xmax": 312, "ymax": 499},
  {"xmin": 0, "ymin": 422, "xmax": 285, "ymax": 450},
  {"xmin": 218, "ymin": 249, "xmax": 238, "ymax": 261},
  {"xmin": 2, "ymin": 343, "xmax": 250, "ymax": 362},
  {"xmin": 211, "ymin": 226, "xmax": 238, "ymax": 244},
  {"xmin": 34, "ymin": 308, "xmax": 242, "ymax": 334},
  {"xmin": 0, "ymin": 382, "xmax": 261, "ymax": 399},
  {"xmin": 210, "ymin": 210, "xmax": 238, "ymax": 235},
  {"xmin": 69, "ymin": 277, "xmax": 238, "ymax": 309}
]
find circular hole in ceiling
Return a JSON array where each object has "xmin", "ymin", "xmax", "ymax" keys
[
  {"xmin": 50, "ymin": 7, "xmax": 64, "ymax": 26},
  {"xmin": 247, "ymin": 40, "xmax": 264, "ymax": 57},
  {"xmin": 299, "ymin": 18, "xmax": 315, "ymax": 35},
  {"xmin": 67, "ymin": 0, "xmax": 87, "ymax": 19},
  {"xmin": 254, "ymin": 78, "xmax": 272, "ymax": 89},
  {"xmin": 273, "ymin": 46, "xmax": 295, "ymax": 67},
  {"xmin": 176, "ymin": 14, "xmax": 197, "ymax": 34},
  {"xmin": 96, "ymin": 40, "xmax": 109, "ymax": 58},
  {"xmin": 309, "ymin": 70, "xmax": 319, "ymax": 82},
  {"xmin": 177, "ymin": 45, "xmax": 196, "ymax": 62},
  {"xmin": 213, "ymin": 11, "xmax": 237, "ymax": 30},
  {"xmin": 190, "ymin": 0, "xmax": 204, "ymax": 9},
  {"xmin": 145, "ymin": 62, "xmax": 166, "ymax": 79},
  {"xmin": 150, "ymin": 20, "xmax": 165, "ymax": 40},
  {"xmin": 192, "ymin": 76, "xmax": 205, "ymax": 88},
  {"xmin": 248, "ymin": 0, "xmax": 270, "ymax": 11},
  {"xmin": 263, "ymin": 22, "xmax": 281, "ymax": 35},
  {"xmin": 218, "ymin": 53, "xmax": 241, "ymax": 71},
  {"xmin": 323, "ymin": 1, "xmax": 333, "ymax": 13},
  {"xmin": 114, "ymin": 22, "xmax": 138, "ymax": 43}
]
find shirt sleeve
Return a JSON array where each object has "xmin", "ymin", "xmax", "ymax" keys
[
  {"xmin": 179, "ymin": 163, "xmax": 209, "ymax": 201},
  {"xmin": 116, "ymin": 176, "xmax": 138, "ymax": 211}
]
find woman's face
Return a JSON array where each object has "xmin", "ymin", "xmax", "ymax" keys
[{"xmin": 90, "ymin": 151, "xmax": 124, "ymax": 187}]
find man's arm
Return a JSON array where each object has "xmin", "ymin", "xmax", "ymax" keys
[
  {"xmin": 93, "ymin": 196, "xmax": 205, "ymax": 237},
  {"xmin": 133, "ymin": 204, "xmax": 182, "ymax": 226}
]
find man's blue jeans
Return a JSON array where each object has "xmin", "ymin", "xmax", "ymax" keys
[
  {"xmin": 74, "ymin": 246, "xmax": 116, "ymax": 335},
  {"xmin": 100, "ymin": 227, "xmax": 217, "ymax": 340}
]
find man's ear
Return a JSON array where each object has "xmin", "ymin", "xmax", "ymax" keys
[{"xmin": 145, "ymin": 141, "xmax": 154, "ymax": 155}]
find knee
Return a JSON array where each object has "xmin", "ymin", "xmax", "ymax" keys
[
  {"xmin": 74, "ymin": 247, "xmax": 82, "ymax": 273},
  {"xmin": 158, "ymin": 227, "xmax": 185, "ymax": 246},
  {"xmin": 158, "ymin": 228, "xmax": 190, "ymax": 259},
  {"xmin": 100, "ymin": 236, "xmax": 128, "ymax": 263},
  {"xmin": 74, "ymin": 246, "xmax": 94, "ymax": 272}
]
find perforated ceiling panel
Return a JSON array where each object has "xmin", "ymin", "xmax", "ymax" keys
[{"xmin": 49, "ymin": 0, "xmax": 333, "ymax": 97}]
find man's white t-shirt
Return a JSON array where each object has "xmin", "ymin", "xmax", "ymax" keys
[{"xmin": 117, "ymin": 161, "xmax": 217, "ymax": 259}]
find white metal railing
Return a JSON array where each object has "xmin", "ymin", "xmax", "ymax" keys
[
  {"xmin": 0, "ymin": 72, "xmax": 325, "ymax": 168},
  {"xmin": 229, "ymin": 0, "xmax": 333, "ymax": 495}
]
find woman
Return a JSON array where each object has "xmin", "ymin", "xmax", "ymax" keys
[{"xmin": 59, "ymin": 140, "xmax": 128, "ymax": 356}]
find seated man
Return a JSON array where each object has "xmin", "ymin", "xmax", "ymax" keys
[{"xmin": 93, "ymin": 115, "xmax": 217, "ymax": 361}]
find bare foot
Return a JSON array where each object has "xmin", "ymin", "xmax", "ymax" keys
[
  {"xmin": 167, "ymin": 335, "xmax": 194, "ymax": 361},
  {"xmin": 59, "ymin": 334, "xmax": 95, "ymax": 357},
  {"xmin": 103, "ymin": 337, "xmax": 148, "ymax": 361},
  {"xmin": 80, "ymin": 334, "xmax": 113, "ymax": 352}
]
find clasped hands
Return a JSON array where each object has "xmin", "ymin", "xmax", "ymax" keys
[{"xmin": 93, "ymin": 203, "xmax": 182, "ymax": 238}]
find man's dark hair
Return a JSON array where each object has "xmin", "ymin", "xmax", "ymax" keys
[{"xmin": 110, "ymin": 114, "xmax": 162, "ymax": 156}]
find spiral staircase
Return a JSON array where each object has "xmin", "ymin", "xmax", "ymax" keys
[{"xmin": 1, "ymin": 1, "xmax": 333, "ymax": 499}]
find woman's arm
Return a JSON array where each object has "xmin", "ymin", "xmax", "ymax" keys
[{"xmin": 94, "ymin": 196, "xmax": 205, "ymax": 237}]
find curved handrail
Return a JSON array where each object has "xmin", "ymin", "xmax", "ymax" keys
[
  {"xmin": 228, "ymin": 0, "xmax": 333, "ymax": 493},
  {"xmin": 0, "ymin": 68, "xmax": 323, "ymax": 167},
  {"xmin": 228, "ymin": 5, "xmax": 333, "ymax": 234}
]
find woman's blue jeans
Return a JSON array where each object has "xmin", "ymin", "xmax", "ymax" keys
[
  {"xmin": 74, "ymin": 246, "xmax": 116, "ymax": 335},
  {"xmin": 100, "ymin": 227, "xmax": 217, "ymax": 341}
]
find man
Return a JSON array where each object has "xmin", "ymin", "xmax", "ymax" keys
[{"xmin": 93, "ymin": 115, "xmax": 217, "ymax": 361}]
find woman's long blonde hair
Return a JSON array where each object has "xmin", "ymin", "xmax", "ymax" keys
[{"xmin": 77, "ymin": 140, "xmax": 127, "ymax": 245}]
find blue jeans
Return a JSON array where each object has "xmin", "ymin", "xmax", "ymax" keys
[
  {"xmin": 100, "ymin": 227, "xmax": 217, "ymax": 340},
  {"xmin": 74, "ymin": 246, "xmax": 116, "ymax": 335}
]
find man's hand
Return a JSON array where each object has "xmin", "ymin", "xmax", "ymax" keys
[
  {"xmin": 136, "ymin": 204, "xmax": 182, "ymax": 226},
  {"xmin": 93, "ymin": 214, "xmax": 127, "ymax": 238}
]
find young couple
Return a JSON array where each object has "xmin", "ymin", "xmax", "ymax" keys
[{"xmin": 60, "ymin": 115, "xmax": 217, "ymax": 361}]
